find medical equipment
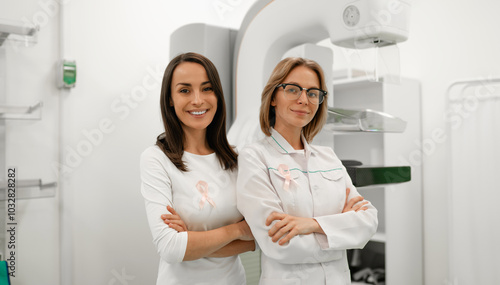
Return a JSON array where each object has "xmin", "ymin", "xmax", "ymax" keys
[
  {"xmin": 170, "ymin": 0, "xmax": 411, "ymax": 143},
  {"xmin": 170, "ymin": 1, "xmax": 421, "ymax": 283},
  {"xmin": 230, "ymin": 0, "xmax": 411, "ymax": 145},
  {"xmin": 347, "ymin": 165, "xmax": 411, "ymax": 187},
  {"xmin": 325, "ymin": 107, "xmax": 407, "ymax": 133}
]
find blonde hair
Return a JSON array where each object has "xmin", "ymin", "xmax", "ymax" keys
[{"xmin": 259, "ymin": 57, "xmax": 328, "ymax": 142}]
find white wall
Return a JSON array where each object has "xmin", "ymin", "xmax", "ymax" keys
[
  {"xmin": 1, "ymin": 0, "xmax": 257, "ymax": 284},
  {"xmin": 1, "ymin": 1, "xmax": 61, "ymax": 284},
  {"xmin": 401, "ymin": 1, "xmax": 500, "ymax": 283},
  {"xmin": 1, "ymin": 0, "xmax": 499, "ymax": 284}
]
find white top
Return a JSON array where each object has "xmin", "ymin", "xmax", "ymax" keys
[
  {"xmin": 140, "ymin": 146, "xmax": 246, "ymax": 285},
  {"xmin": 237, "ymin": 129, "xmax": 378, "ymax": 285}
]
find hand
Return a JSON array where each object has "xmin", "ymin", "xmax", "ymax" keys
[
  {"xmin": 266, "ymin": 212, "xmax": 321, "ymax": 246},
  {"xmin": 342, "ymin": 188, "xmax": 369, "ymax": 213},
  {"xmin": 161, "ymin": 205, "xmax": 188, "ymax": 232},
  {"xmin": 236, "ymin": 220, "xmax": 254, "ymax": 241}
]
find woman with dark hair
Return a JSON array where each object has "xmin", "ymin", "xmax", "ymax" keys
[
  {"xmin": 140, "ymin": 52, "xmax": 255, "ymax": 284},
  {"xmin": 237, "ymin": 57, "xmax": 378, "ymax": 284}
]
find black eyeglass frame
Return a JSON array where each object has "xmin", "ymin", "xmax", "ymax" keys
[{"xmin": 276, "ymin": 83, "xmax": 327, "ymax": 105}]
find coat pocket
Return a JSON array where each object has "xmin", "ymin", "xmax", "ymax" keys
[
  {"xmin": 315, "ymin": 170, "xmax": 346, "ymax": 214},
  {"xmin": 319, "ymin": 169, "xmax": 343, "ymax": 181}
]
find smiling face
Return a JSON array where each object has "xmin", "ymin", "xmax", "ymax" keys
[
  {"xmin": 271, "ymin": 65, "xmax": 320, "ymax": 135},
  {"xmin": 170, "ymin": 62, "xmax": 217, "ymax": 135}
]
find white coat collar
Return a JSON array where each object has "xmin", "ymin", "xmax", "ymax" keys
[{"xmin": 266, "ymin": 128, "xmax": 316, "ymax": 156}]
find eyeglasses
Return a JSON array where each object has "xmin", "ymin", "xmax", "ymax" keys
[{"xmin": 276, "ymin": 83, "xmax": 327, "ymax": 105}]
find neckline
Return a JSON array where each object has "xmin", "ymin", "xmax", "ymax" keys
[{"xmin": 183, "ymin": 151, "xmax": 216, "ymax": 157}]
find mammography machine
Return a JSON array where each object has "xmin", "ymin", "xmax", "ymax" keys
[
  {"xmin": 170, "ymin": 1, "xmax": 422, "ymax": 284},
  {"xmin": 171, "ymin": 0, "xmax": 411, "ymax": 145}
]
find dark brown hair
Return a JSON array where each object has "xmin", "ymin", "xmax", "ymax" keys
[
  {"xmin": 156, "ymin": 52, "xmax": 237, "ymax": 171},
  {"xmin": 260, "ymin": 57, "xmax": 328, "ymax": 142}
]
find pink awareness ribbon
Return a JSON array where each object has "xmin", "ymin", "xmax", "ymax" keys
[
  {"xmin": 277, "ymin": 164, "xmax": 296, "ymax": 190},
  {"xmin": 196, "ymin": 180, "xmax": 216, "ymax": 209}
]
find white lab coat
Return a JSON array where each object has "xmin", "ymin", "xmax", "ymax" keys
[{"xmin": 237, "ymin": 128, "xmax": 378, "ymax": 285}]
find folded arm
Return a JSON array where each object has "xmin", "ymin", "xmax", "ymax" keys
[
  {"xmin": 161, "ymin": 206, "xmax": 255, "ymax": 260},
  {"xmin": 141, "ymin": 148, "xmax": 253, "ymax": 263},
  {"xmin": 313, "ymin": 166, "xmax": 378, "ymax": 250},
  {"xmin": 207, "ymin": 240, "xmax": 256, "ymax": 258},
  {"xmin": 266, "ymin": 187, "xmax": 371, "ymax": 246},
  {"xmin": 236, "ymin": 147, "xmax": 342, "ymax": 264}
]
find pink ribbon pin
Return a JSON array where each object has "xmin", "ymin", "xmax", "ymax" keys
[
  {"xmin": 277, "ymin": 164, "xmax": 296, "ymax": 190},
  {"xmin": 196, "ymin": 180, "xmax": 216, "ymax": 209}
]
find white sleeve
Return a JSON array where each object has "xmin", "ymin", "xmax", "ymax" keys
[
  {"xmin": 140, "ymin": 147, "xmax": 188, "ymax": 264},
  {"xmin": 236, "ymin": 146, "xmax": 342, "ymax": 265},
  {"xmin": 314, "ymin": 164, "xmax": 378, "ymax": 250}
]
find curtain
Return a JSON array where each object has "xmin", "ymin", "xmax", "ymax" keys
[{"xmin": 449, "ymin": 83, "xmax": 500, "ymax": 285}]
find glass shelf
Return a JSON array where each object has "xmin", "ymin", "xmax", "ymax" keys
[
  {"xmin": 324, "ymin": 107, "xmax": 407, "ymax": 133},
  {"xmin": 0, "ymin": 179, "xmax": 56, "ymax": 200},
  {"xmin": 0, "ymin": 101, "xmax": 43, "ymax": 120},
  {"xmin": 0, "ymin": 18, "xmax": 38, "ymax": 47}
]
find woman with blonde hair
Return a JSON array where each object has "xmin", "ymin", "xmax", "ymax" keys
[{"xmin": 237, "ymin": 57, "xmax": 378, "ymax": 284}]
